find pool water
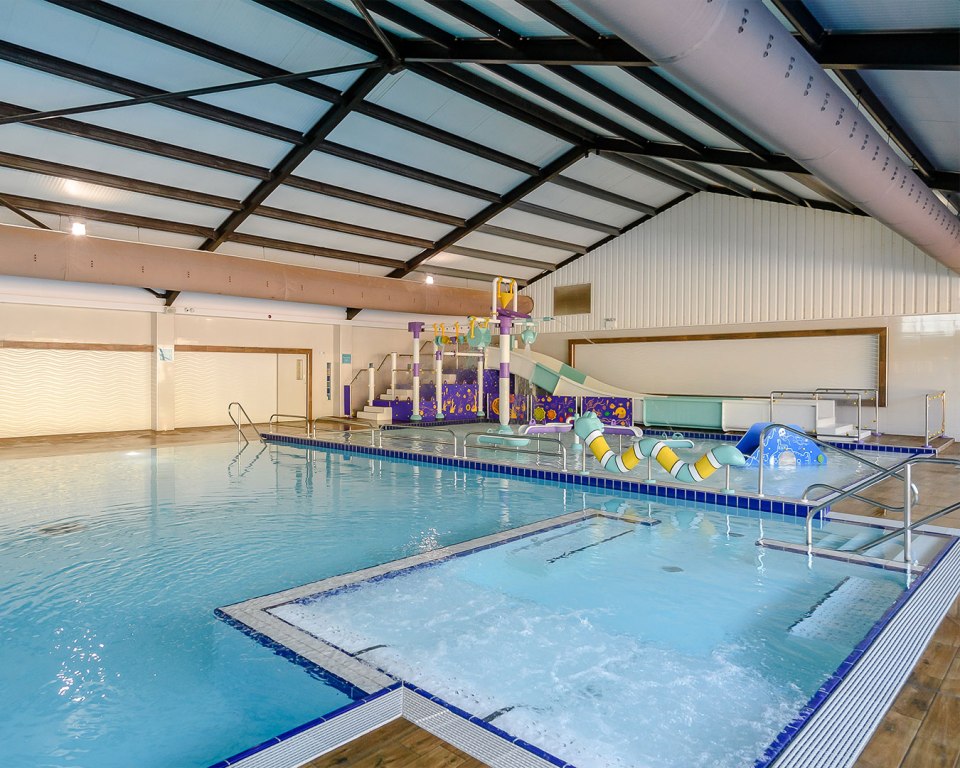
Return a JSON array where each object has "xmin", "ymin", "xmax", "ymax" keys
[
  {"xmin": 0, "ymin": 442, "xmax": 586, "ymax": 768},
  {"xmin": 273, "ymin": 509, "xmax": 907, "ymax": 768}
]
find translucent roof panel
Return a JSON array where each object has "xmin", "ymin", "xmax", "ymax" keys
[
  {"xmin": 263, "ymin": 186, "xmax": 454, "ymax": 242},
  {"xmin": 486, "ymin": 209, "xmax": 601, "ymax": 247},
  {"xmin": 521, "ymin": 185, "xmax": 641, "ymax": 228},
  {"xmin": 365, "ymin": 71, "xmax": 573, "ymax": 166},
  {"xmin": 428, "ymin": 251, "xmax": 543, "ymax": 282},
  {"xmin": 747, "ymin": 169, "xmax": 833, "ymax": 203},
  {"xmin": 576, "ymin": 67, "xmax": 746, "ymax": 150},
  {"xmin": 321, "ymin": 0, "xmax": 422, "ymax": 39},
  {"xmin": 456, "ymin": 231, "xmax": 574, "ymax": 262},
  {"xmin": 801, "ymin": 0, "xmax": 960, "ymax": 31},
  {"xmin": 552, "ymin": 0, "xmax": 615, "ymax": 34},
  {"xmin": 859, "ymin": 70, "xmax": 960, "ymax": 173},
  {"xmin": 294, "ymin": 152, "xmax": 490, "ymax": 220},
  {"xmin": 326, "ymin": 113, "xmax": 529, "ymax": 194},
  {"xmin": 464, "ymin": 1, "xmax": 565, "ymax": 36},
  {"xmin": 388, "ymin": 0, "xmax": 486, "ymax": 37},
  {"xmin": 0, "ymin": 167, "xmax": 230, "ymax": 227},
  {"xmin": 563, "ymin": 155, "xmax": 688, "ymax": 208},
  {"xmin": 0, "ymin": 123, "xmax": 259, "ymax": 200}
]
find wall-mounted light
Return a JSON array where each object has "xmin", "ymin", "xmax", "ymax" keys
[
  {"xmin": 424, "ymin": 274, "xmax": 434, "ymax": 285},
  {"xmin": 70, "ymin": 221, "xmax": 86, "ymax": 236}
]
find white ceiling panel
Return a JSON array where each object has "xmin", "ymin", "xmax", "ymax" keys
[
  {"xmin": 486, "ymin": 209, "xmax": 601, "ymax": 247},
  {"xmin": 563, "ymin": 155, "xmax": 686, "ymax": 208},
  {"xmin": 191, "ymin": 85, "xmax": 331, "ymax": 133},
  {"xmin": 387, "ymin": 0, "xmax": 484, "ymax": 37},
  {"xmin": 468, "ymin": 1, "xmax": 566, "ymax": 35},
  {"xmin": 264, "ymin": 186, "xmax": 453, "ymax": 241},
  {"xmin": 235, "ymin": 216, "xmax": 422, "ymax": 261},
  {"xmin": 320, "ymin": 0, "xmax": 422, "ymax": 39},
  {"xmin": 327, "ymin": 113, "xmax": 529, "ymax": 194},
  {"xmin": 0, "ymin": 123, "xmax": 258, "ymax": 200},
  {"xmin": 748, "ymin": 170, "xmax": 832, "ymax": 203},
  {"xmin": 295, "ymin": 152, "xmax": 490, "ymax": 220},
  {"xmin": 0, "ymin": 206, "xmax": 57, "ymax": 230},
  {"xmin": 801, "ymin": 0, "xmax": 960, "ymax": 31},
  {"xmin": 0, "ymin": 167, "xmax": 230, "ymax": 227},
  {"xmin": 365, "ymin": 71, "xmax": 573, "ymax": 166},
  {"xmin": 427, "ymin": 251, "xmax": 542, "ymax": 281},
  {"xmin": 553, "ymin": 0, "xmax": 614, "ymax": 34},
  {"xmin": 521, "ymin": 185, "xmax": 640, "ymax": 228},
  {"xmin": 860, "ymin": 70, "xmax": 960, "ymax": 173},
  {"xmin": 456, "ymin": 232, "xmax": 573, "ymax": 263},
  {"xmin": 575, "ymin": 66, "xmax": 745, "ymax": 150},
  {"xmin": 217, "ymin": 240, "xmax": 393, "ymax": 276},
  {"xmin": 67, "ymin": 221, "xmax": 206, "ymax": 250},
  {"xmin": 113, "ymin": 0, "xmax": 375, "ymax": 71}
]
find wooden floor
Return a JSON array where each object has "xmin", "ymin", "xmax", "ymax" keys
[
  {"xmin": 302, "ymin": 718, "xmax": 485, "ymax": 767},
  {"xmin": 2, "ymin": 428, "xmax": 957, "ymax": 767}
]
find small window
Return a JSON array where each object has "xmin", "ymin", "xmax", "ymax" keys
[{"xmin": 553, "ymin": 283, "xmax": 591, "ymax": 316}]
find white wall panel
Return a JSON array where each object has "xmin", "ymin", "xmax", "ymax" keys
[
  {"xmin": 174, "ymin": 351, "xmax": 277, "ymax": 428},
  {"xmin": 0, "ymin": 349, "xmax": 151, "ymax": 437},
  {"xmin": 525, "ymin": 193, "xmax": 959, "ymax": 334}
]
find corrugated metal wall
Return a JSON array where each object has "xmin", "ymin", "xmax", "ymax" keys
[{"xmin": 524, "ymin": 194, "xmax": 960, "ymax": 333}]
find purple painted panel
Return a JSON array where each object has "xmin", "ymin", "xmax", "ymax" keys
[
  {"xmin": 531, "ymin": 395, "xmax": 577, "ymax": 424},
  {"xmin": 583, "ymin": 397, "xmax": 632, "ymax": 426}
]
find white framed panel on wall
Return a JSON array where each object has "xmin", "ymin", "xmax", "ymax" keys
[
  {"xmin": 0, "ymin": 347, "xmax": 152, "ymax": 437},
  {"xmin": 174, "ymin": 351, "xmax": 278, "ymax": 428},
  {"xmin": 571, "ymin": 329, "xmax": 885, "ymax": 401}
]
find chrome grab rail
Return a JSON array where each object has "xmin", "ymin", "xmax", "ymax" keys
[
  {"xmin": 768, "ymin": 388, "xmax": 878, "ymax": 439},
  {"xmin": 227, "ymin": 401, "xmax": 262, "ymax": 446},
  {"xmin": 313, "ymin": 417, "xmax": 377, "ymax": 446},
  {"xmin": 268, "ymin": 413, "xmax": 312, "ymax": 435},
  {"xmin": 925, "ymin": 390, "xmax": 946, "ymax": 447},
  {"xmin": 757, "ymin": 423, "xmax": 896, "ymax": 497},
  {"xmin": 850, "ymin": 498, "xmax": 960, "ymax": 556},
  {"xmin": 802, "ymin": 455, "xmax": 960, "ymax": 558},
  {"xmin": 349, "ymin": 353, "xmax": 393, "ymax": 385},
  {"xmin": 801, "ymin": 482, "xmax": 917, "ymax": 514},
  {"xmin": 462, "ymin": 431, "xmax": 568, "ymax": 470},
  {"xmin": 379, "ymin": 426, "xmax": 458, "ymax": 454}
]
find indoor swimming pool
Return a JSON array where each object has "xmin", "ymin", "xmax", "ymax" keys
[{"xmin": 0, "ymin": 438, "xmax": 945, "ymax": 767}]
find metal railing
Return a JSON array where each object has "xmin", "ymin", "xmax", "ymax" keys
[
  {"xmin": 227, "ymin": 401, "xmax": 262, "ymax": 446},
  {"xmin": 312, "ymin": 416, "xmax": 378, "ymax": 446},
  {"xmin": 379, "ymin": 426, "xmax": 458, "ymax": 455},
  {"xmin": 462, "ymin": 431, "xmax": 568, "ymax": 470},
  {"xmin": 268, "ymin": 413, "xmax": 312, "ymax": 435},
  {"xmin": 769, "ymin": 388, "xmax": 878, "ymax": 438},
  {"xmin": 925, "ymin": 390, "xmax": 946, "ymax": 447},
  {"xmin": 801, "ymin": 454, "xmax": 960, "ymax": 561}
]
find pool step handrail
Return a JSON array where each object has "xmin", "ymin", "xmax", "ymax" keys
[
  {"xmin": 268, "ymin": 413, "xmax": 312, "ymax": 436},
  {"xmin": 313, "ymin": 416, "xmax": 378, "ymax": 446},
  {"xmin": 801, "ymin": 481, "xmax": 918, "ymax": 515},
  {"xmin": 850, "ymin": 498, "xmax": 960, "ymax": 556},
  {"xmin": 227, "ymin": 401, "xmax": 262, "ymax": 446},
  {"xmin": 378, "ymin": 426, "xmax": 458, "ymax": 454},
  {"xmin": 462, "ymin": 431, "xmax": 568, "ymax": 470},
  {"xmin": 768, "ymin": 388, "xmax": 877, "ymax": 439}
]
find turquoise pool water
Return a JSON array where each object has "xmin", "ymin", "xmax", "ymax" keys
[
  {"xmin": 274, "ymin": 508, "xmax": 907, "ymax": 768},
  {"xmin": 0, "ymin": 442, "xmax": 586, "ymax": 767}
]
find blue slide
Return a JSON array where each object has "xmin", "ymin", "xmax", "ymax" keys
[{"xmin": 736, "ymin": 422, "xmax": 827, "ymax": 467}]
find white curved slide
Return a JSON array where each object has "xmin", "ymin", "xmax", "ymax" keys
[{"xmin": 503, "ymin": 348, "xmax": 650, "ymax": 403}]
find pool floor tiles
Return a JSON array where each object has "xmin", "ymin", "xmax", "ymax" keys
[{"xmin": 302, "ymin": 718, "xmax": 484, "ymax": 767}]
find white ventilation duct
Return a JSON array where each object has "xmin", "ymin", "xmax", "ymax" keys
[{"xmin": 572, "ymin": 0, "xmax": 960, "ymax": 272}]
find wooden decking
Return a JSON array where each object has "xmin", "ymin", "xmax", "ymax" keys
[{"xmin": 302, "ymin": 719, "xmax": 485, "ymax": 767}]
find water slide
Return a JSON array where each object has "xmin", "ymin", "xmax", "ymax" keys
[{"xmin": 501, "ymin": 348, "xmax": 650, "ymax": 402}]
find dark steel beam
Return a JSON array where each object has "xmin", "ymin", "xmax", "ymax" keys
[
  {"xmin": 929, "ymin": 171, "xmax": 960, "ymax": 193},
  {"xmin": 0, "ymin": 193, "xmax": 217, "ymax": 238},
  {"xmin": 384, "ymin": 146, "xmax": 587, "ymax": 280},
  {"xmin": 673, "ymin": 161, "xmax": 754, "ymax": 198},
  {"xmin": 475, "ymin": 225, "xmax": 586, "ymax": 253},
  {"xmin": 785, "ymin": 173, "xmax": 861, "ymax": 215},
  {"xmin": 226, "ymin": 232, "xmax": 404, "ymax": 269},
  {"xmin": 813, "ymin": 31, "xmax": 960, "ymax": 71},
  {"xmin": 396, "ymin": 37, "xmax": 650, "ymax": 65},
  {"xmin": 595, "ymin": 137, "xmax": 807, "ymax": 173},
  {"xmin": 483, "ymin": 64, "xmax": 650, "ymax": 150},
  {"xmin": 550, "ymin": 176, "xmax": 657, "ymax": 214},
  {"xmin": 317, "ymin": 141, "xmax": 500, "ymax": 202},
  {"xmin": 424, "ymin": 0, "xmax": 522, "ymax": 48},
  {"xmin": 512, "ymin": 0, "xmax": 603, "ymax": 47},
  {"xmin": 511, "ymin": 201, "xmax": 620, "ymax": 236},
  {"xmin": 351, "ymin": 0, "xmax": 401, "ymax": 63},
  {"xmin": 0, "ymin": 151, "xmax": 241, "ymax": 210},
  {"xmin": 283, "ymin": 176, "xmax": 465, "ymax": 227},
  {"xmin": 444, "ymin": 245, "xmax": 557, "ymax": 270},
  {"xmin": 364, "ymin": 1, "xmax": 455, "ymax": 44},
  {"xmin": 725, "ymin": 167, "xmax": 806, "ymax": 206},
  {"xmin": 417, "ymin": 264, "xmax": 528, "ymax": 285},
  {"xmin": 0, "ymin": 41, "xmax": 302, "ymax": 144},
  {"xmin": 0, "ymin": 102, "xmax": 271, "ymax": 179},
  {"xmin": 255, "ymin": 206, "xmax": 434, "ymax": 249},
  {"xmin": 200, "ymin": 66, "xmax": 389, "ymax": 251},
  {"xmin": 0, "ymin": 194, "xmax": 51, "ymax": 229},
  {"xmin": 164, "ymin": 291, "xmax": 180, "ymax": 307},
  {"xmin": 601, "ymin": 153, "xmax": 706, "ymax": 194},
  {"xmin": 254, "ymin": 0, "xmax": 381, "ymax": 56}
]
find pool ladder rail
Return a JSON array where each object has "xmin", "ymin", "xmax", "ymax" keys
[{"xmin": 227, "ymin": 401, "xmax": 263, "ymax": 446}]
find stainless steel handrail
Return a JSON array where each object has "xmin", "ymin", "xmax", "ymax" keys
[
  {"xmin": 768, "ymin": 388, "xmax": 876, "ymax": 439},
  {"xmin": 758, "ymin": 423, "xmax": 896, "ymax": 497},
  {"xmin": 925, "ymin": 390, "xmax": 946, "ymax": 447},
  {"xmin": 802, "ymin": 455, "xmax": 960, "ymax": 549},
  {"xmin": 801, "ymin": 482, "xmax": 916, "ymax": 514},
  {"xmin": 349, "ymin": 353, "xmax": 394, "ymax": 385},
  {"xmin": 379, "ymin": 426, "xmax": 458, "ymax": 454},
  {"xmin": 268, "ymin": 413, "xmax": 311, "ymax": 435},
  {"xmin": 227, "ymin": 401, "xmax": 262, "ymax": 446},
  {"xmin": 851, "ymin": 498, "xmax": 960, "ymax": 555},
  {"xmin": 462, "ymin": 431, "xmax": 568, "ymax": 470},
  {"xmin": 313, "ymin": 417, "xmax": 378, "ymax": 446}
]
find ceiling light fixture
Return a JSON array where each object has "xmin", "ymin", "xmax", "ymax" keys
[
  {"xmin": 425, "ymin": 274, "xmax": 434, "ymax": 285},
  {"xmin": 70, "ymin": 221, "xmax": 86, "ymax": 236}
]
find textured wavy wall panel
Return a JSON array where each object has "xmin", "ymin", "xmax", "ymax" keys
[
  {"xmin": 0, "ymin": 349, "xmax": 151, "ymax": 437},
  {"xmin": 174, "ymin": 352, "xmax": 277, "ymax": 428},
  {"xmin": 525, "ymin": 194, "xmax": 960, "ymax": 334}
]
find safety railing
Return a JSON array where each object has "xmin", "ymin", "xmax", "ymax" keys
[
  {"xmin": 462, "ymin": 431, "xmax": 568, "ymax": 470},
  {"xmin": 378, "ymin": 426, "xmax": 458, "ymax": 455},
  {"xmin": 227, "ymin": 402, "xmax": 262, "ymax": 446},
  {"xmin": 769, "ymin": 388, "xmax": 878, "ymax": 438},
  {"xmin": 268, "ymin": 413, "xmax": 312, "ymax": 436},
  {"xmin": 312, "ymin": 416, "xmax": 378, "ymax": 446},
  {"xmin": 801, "ymin": 454, "xmax": 960, "ymax": 565},
  {"xmin": 925, "ymin": 390, "xmax": 946, "ymax": 447}
]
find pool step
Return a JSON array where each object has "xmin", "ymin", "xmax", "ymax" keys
[{"xmin": 357, "ymin": 405, "xmax": 393, "ymax": 424}]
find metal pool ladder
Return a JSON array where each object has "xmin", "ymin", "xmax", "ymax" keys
[{"xmin": 227, "ymin": 402, "xmax": 262, "ymax": 446}]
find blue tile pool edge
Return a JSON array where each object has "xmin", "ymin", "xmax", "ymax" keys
[
  {"xmin": 753, "ymin": 535, "xmax": 960, "ymax": 768},
  {"xmin": 263, "ymin": 433, "xmax": 817, "ymax": 518}
]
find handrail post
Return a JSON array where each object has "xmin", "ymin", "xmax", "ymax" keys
[
  {"xmin": 856, "ymin": 392, "xmax": 862, "ymax": 439},
  {"xmin": 367, "ymin": 363, "xmax": 375, "ymax": 406},
  {"xmin": 757, "ymin": 429, "xmax": 766, "ymax": 497},
  {"xmin": 390, "ymin": 352, "xmax": 398, "ymax": 395},
  {"xmin": 903, "ymin": 463, "xmax": 913, "ymax": 564}
]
